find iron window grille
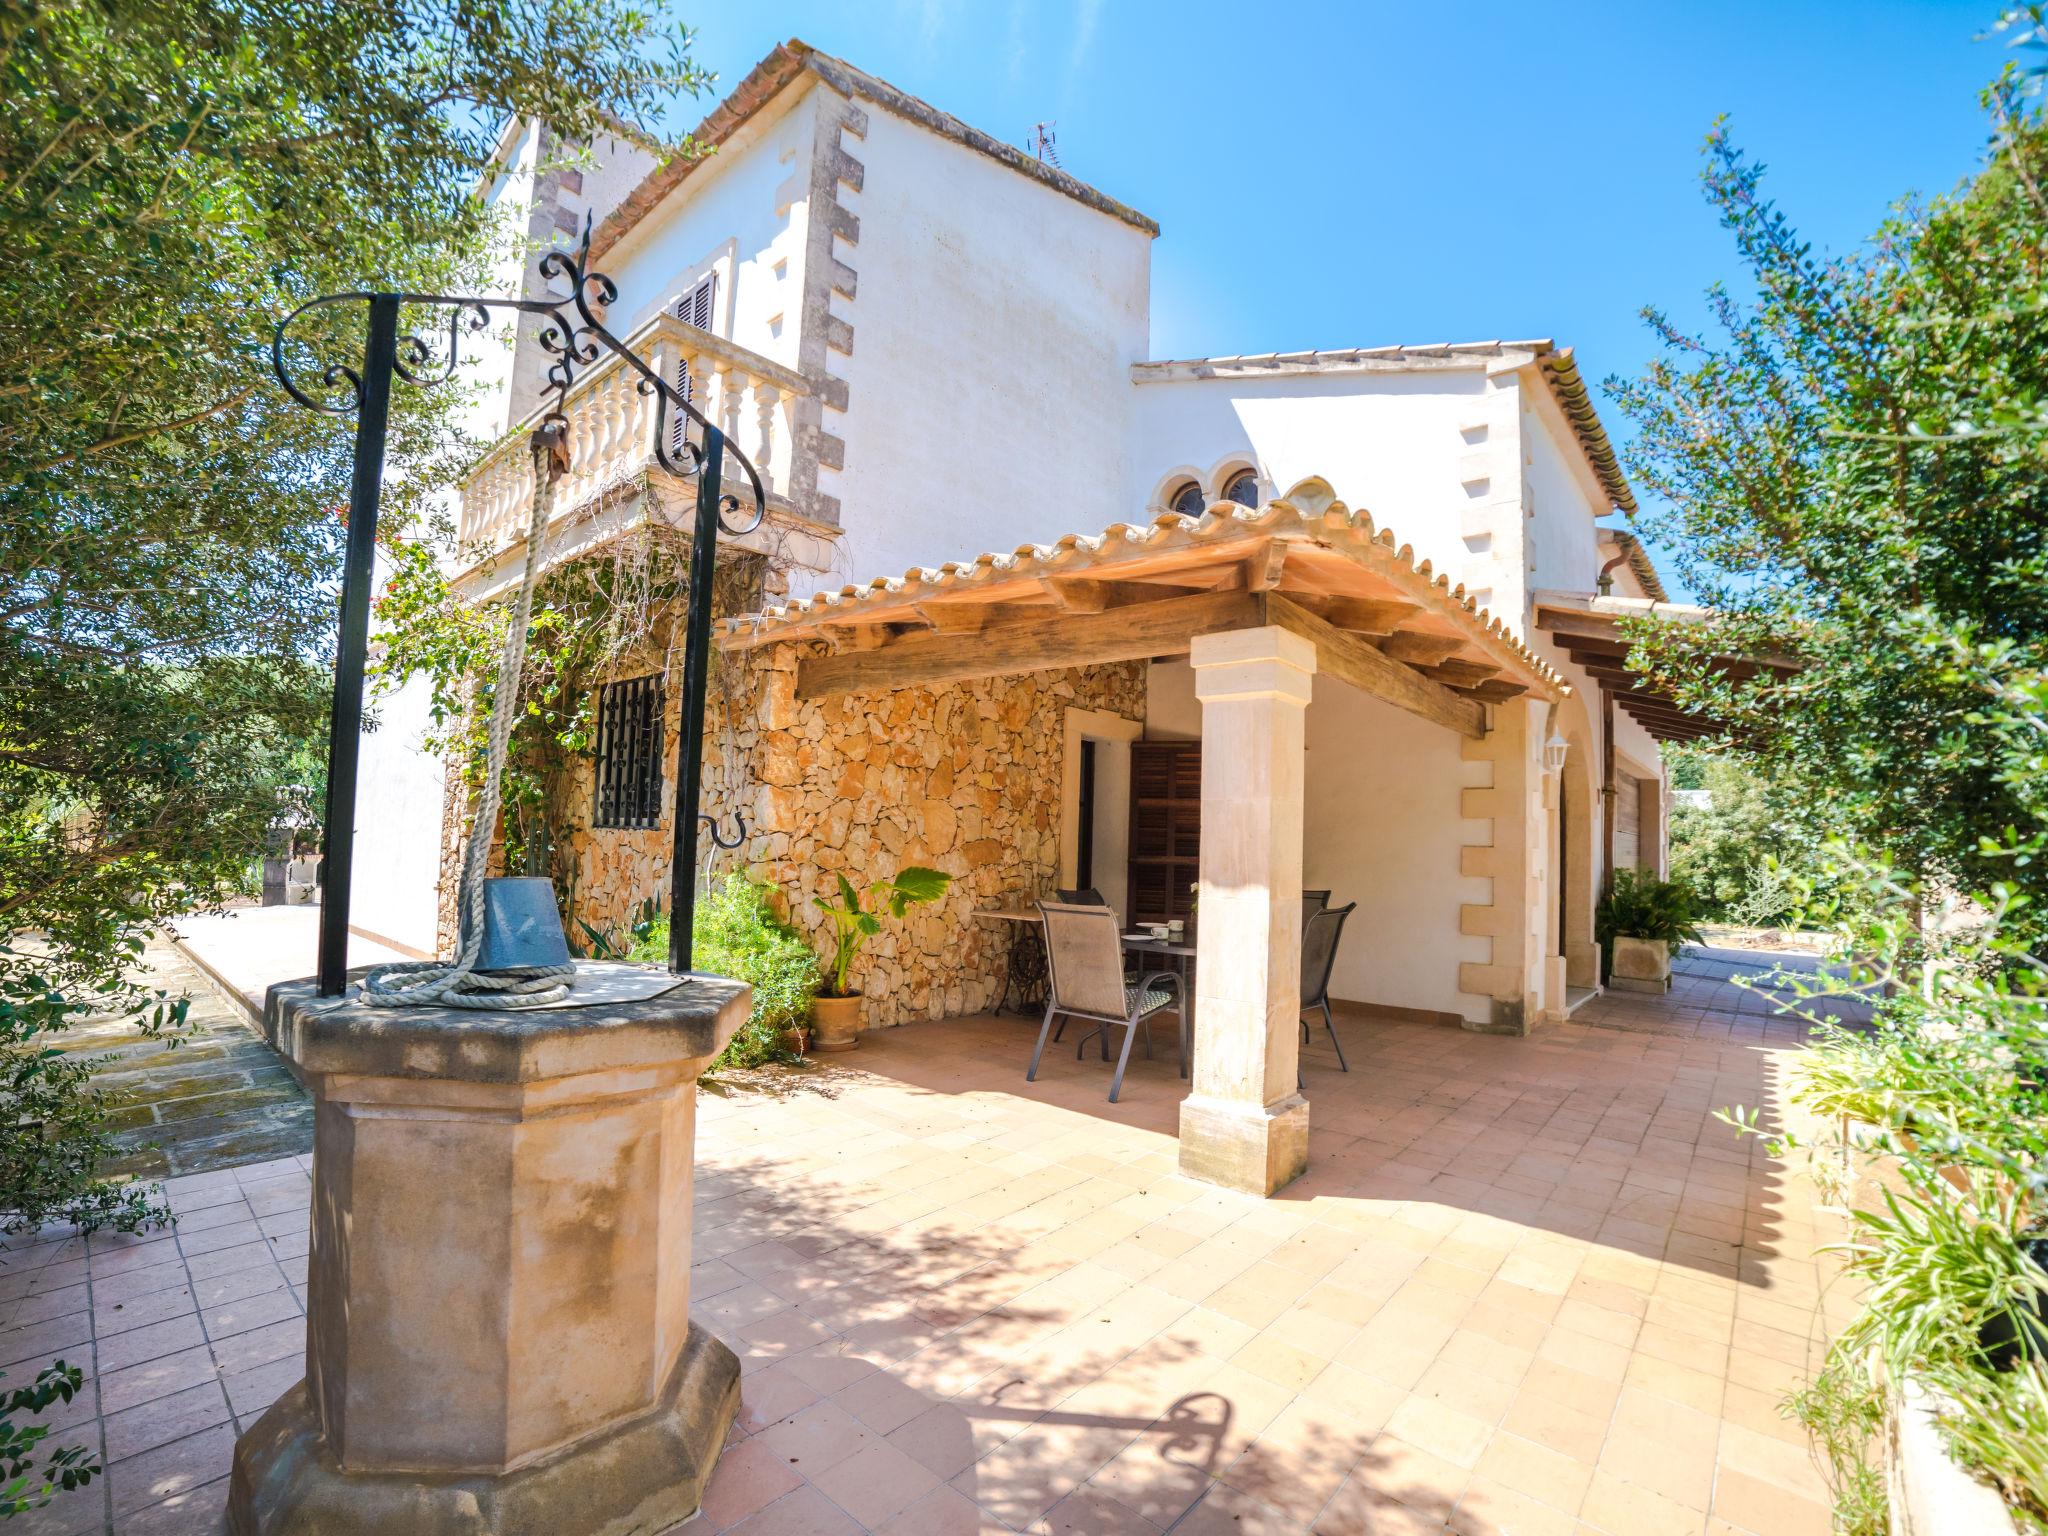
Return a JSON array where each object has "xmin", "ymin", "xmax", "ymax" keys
[
  {"xmin": 1223, "ymin": 468, "xmax": 1260, "ymax": 507},
  {"xmin": 593, "ymin": 673, "xmax": 665, "ymax": 829}
]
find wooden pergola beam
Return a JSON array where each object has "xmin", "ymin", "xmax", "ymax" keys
[
  {"xmin": 797, "ymin": 586, "xmax": 1492, "ymax": 739},
  {"xmin": 796, "ymin": 590, "xmax": 1263, "ymax": 700},
  {"xmin": 1264, "ymin": 594, "xmax": 1486, "ymax": 739},
  {"xmin": 1291, "ymin": 594, "xmax": 1421, "ymax": 637},
  {"xmin": 1380, "ymin": 631, "xmax": 1467, "ymax": 668}
]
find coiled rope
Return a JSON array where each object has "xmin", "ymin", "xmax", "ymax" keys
[{"xmin": 360, "ymin": 425, "xmax": 577, "ymax": 1009}]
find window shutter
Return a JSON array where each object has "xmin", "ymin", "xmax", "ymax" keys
[{"xmin": 672, "ymin": 274, "xmax": 715, "ymax": 407}]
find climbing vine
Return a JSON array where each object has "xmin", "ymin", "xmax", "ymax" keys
[{"xmin": 372, "ymin": 470, "xmax": 780, "ymax": 905}]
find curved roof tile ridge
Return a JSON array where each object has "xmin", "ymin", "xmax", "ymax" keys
[{"xmin": 720, "ymin": 474, "xmax": 1567, "ymax": 692}]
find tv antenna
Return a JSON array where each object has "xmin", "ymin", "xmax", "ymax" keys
[{"xmin": 1029, "ymin": 121, "xmax": 1061, "ymax": 168}]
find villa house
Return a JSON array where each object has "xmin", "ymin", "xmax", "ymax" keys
[{"xmin": 350, "ymin": 40, "xmax": 1718, "ymax": 1193}]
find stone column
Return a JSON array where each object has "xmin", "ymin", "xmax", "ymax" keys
[
  {"xmin": 1178, "ymin": 626, "xmax": 1315, "ymax": 1197},
  {"xmin": 230, "ymin": 972, "xmax": 750, "ymax": 1535}
]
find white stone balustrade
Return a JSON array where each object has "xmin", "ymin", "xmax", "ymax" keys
[{"xmin": 459, "ymin": 314, "xmax": 809, "ymax": 551}]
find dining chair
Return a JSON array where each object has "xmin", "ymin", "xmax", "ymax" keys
[
  {"xmin": 1300, "ymin": 900, "xmax": 1357, "ymax": 1073},
  {"xmin": 1029, "ymin": 902, "xmax": 1184, "ymax": 1102},
  {"xmin": 1056, "ymin": 887, "xmax": 1107, "ymax": 906},
  {"xmin": 1303, "ymin": 889, "xmax": 1331, "ymax": 914}
]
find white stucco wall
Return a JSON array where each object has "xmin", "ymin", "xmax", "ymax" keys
[
  {"xmin": 1145, "ymin": 658, "xmax": 1484, "ymax": 1023},
  {"xmin": 1128, "ymin": 370, "xmax": 1499, "ymax": 584},
  {"xmin": 350, "ymin": 669, "xmax": 447, "ymax": 955},
  {"xmin": 819, "ymin": 105, "xmax": 1152, "ymax": 591},
  {"xmin": 582, "ymin": 88, "xmax": 817, "ymax": 376},
  {"xmin": 1523, "ymin": 388, "xmax": 1614, "ymax": 598}
]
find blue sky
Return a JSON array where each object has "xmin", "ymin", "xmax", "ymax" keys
[{"xmin": 677, "ymin": 1, "xmax": 2006, "ymax": 595}]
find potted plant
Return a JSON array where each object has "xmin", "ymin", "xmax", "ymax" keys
[
  {"xmin": 810, "ymin": 866, "xmax": 952, "ymax": 1051},
  {"xmin": 1596, "ymin": 869, "xmax": 1706, "ymax": 993}
]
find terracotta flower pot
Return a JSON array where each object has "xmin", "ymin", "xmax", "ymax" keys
[
  {"xmin": 780, "ymin": 1026, "xmax": 810, "ymax": 1057},
  {"xmin": 811, "ymin": 992, "xmax": 864, "ymax": 1053}
]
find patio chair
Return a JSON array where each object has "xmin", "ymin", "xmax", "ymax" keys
[
  {"xmin": 1300, "ymin": 900, "xmax": 1356, "ymax": 1073},
  {"xmin": 1303, "ymin": 889, "xmax": 1331, "ymax": 914},
  {"xmin": 1028, "ymin": 901, "xmax": 1184, "ymax": 1103}
]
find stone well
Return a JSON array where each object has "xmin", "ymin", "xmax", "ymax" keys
[{"xmin": 229, "ymin": 965, "xmax": 749, "ymax": 1536}]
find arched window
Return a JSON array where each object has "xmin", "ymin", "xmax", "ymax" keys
[
  {"xmin": 1167, "ymin": 480, "xmax": 1206, "ymax": 517},
  {"xmin": 1222, "ymin": 468, "xmax": 1260, "ymax": 508}
]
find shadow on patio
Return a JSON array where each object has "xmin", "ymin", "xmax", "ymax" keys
[{"xmin": 678, "ymin": 939, "xmax": 1856, "ymax": 1532}]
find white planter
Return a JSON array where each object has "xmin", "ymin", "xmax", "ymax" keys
[
  {"xmin": 1889, "ymin": 1379, "xmax": 2020, "ymax": 1536},
  {"xmin": 1608, "ymin": 935, "xmax": 1672, "ymax": 994}
]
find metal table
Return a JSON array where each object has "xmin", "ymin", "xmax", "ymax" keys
[{"xmin": 972, "ymin": 909, "xmax": 1197, "ymax": 1017}]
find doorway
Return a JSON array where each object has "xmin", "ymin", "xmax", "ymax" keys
[{"xmin": 1060, "ymin": 709, "xmax": 1143, "ymax": 919}]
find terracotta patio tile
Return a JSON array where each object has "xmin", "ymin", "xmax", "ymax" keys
[
  {"xmin": 102, "ymin": 1379, "xmax": 232, "ymax": 1463},
  {"xmin": 1498, "ymin": 1394, "xmax": 1607, "ymax": 1468},
  {"xmin": 1718, "ymin": 1382, "xmax": 1807, "ymax": 1447},
  {"xmin": 1232, "ymin": 1332, "xmax": 1330, "ymax": 1393},
  {"xmin": 1385, "ymin": 1395, "xmax": 1494, "ymax": 1471},
  {"xmin": 1084, "ymin": 1435, "xmax": 1215, "ymax": 1527},
  {"xmin": 220, "ymin": 1355, "xmax": 300, "ymax": 1423},
  {"xmin": 1219, "ymin": 1398, "xmax": 1375, "ymax": 1524},
  {"xmin": 1036, "ymin": 1482, "xmax": 1164, "ymax": 1534},
  {"xmin": 1174, "ymin": 1478, "xmax": 1315, "ymax": 1535},
  {"xmin": 1712, "ymin": 1422, "xmax": 1830, "ymax": 1503},
  {"xmin": 207, "ymin": 1316, "xmax": 301, "ymax": 1375},
  {"xmin": 738, "ymin": 1362, "xmax": 826, "ymax": 1433},
  {"xmin": 1708, "ymin": 1468, "xmax": 1829, "ymax": 1536},
  {"xmin": 1411, "ymin": 1358, "xmax": 1518, "ymax": 1425},
  {"xmin": 833, "ymin": 1366, "xmax": 933, "ymax": 1435},
  {"xmin": 1472, "ymin": 1429, "xmax": 1592, "ymax": 1514},
  {"xmin": 811, "ymin": 1438, "xmax": 944, "ymax": 1526},
  {"xmin": 1351, "ymin": 1432, "xmax": 1471, "ymax": 1522},
  {"xmin": 750, "ymin": 1398, "xmax": 876, "ymax": 1478},
  {"xmin": 955, "ymin": 1419, "xmax": 1132, "ymax": 1529},
  {"xmin": 1450, "ymin": 1475, "xmax": 1580, "ymax": 1536},
  {"xmin": 1312, "ymin": 1469, "xmax": 1448, "ymax": 1535},
  {"xmin": 1205, "ymin": 1263, "xmax": 1314, "ymax": 1331},
  {"xmin": 888, "ymin": 1401, "xmax": 1018, "ymax": 1482},
  {"xmin": 1298, "ymin": 1363, "xmax": 1406, "ymax": 1433},
  {"xmin": 874, "ymin": 1484, "xmax": 1011, "ymax": 1535},
  {"xmin": 119, "ymin": 1474, "xmax": 231, "ymax": 1536},
  {"xmin": 1623, "ymin": 1349, "xmax": 1725, "ymax": 1417},
  {"xmin": 1597, "ymin": 1390, "xmax": 1718, "ymax": 1510},
  {"xmin": 1532, "ymin": 1328, "xmax": 1630, "ymax": 1383},
  {"xmin": 108, "ymin": 1422, "xmax": 237, "ymax": 1515},
  {"xmin": 99, "ymin": 1343, "xmax": 221, "ymax": 1415},
  {"xmin": 1577, "ymin": 1469, "xmax": 1706, "ymax": 1536},
  {"xmin": 722, "ymin": 1484, "xmax": 863, "ymax": 1536},
  {"xmin": 92, "ymin": 1283, "xmax": 197, "ymax": 1336},
  {"xmin": 701, "ymin": 1437, "xmax": 805, "ymax": 1529}
]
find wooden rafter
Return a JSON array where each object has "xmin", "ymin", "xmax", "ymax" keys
[{"xmin": 796, "ymin": 590, "xmax": 1263, "ymax": 701}]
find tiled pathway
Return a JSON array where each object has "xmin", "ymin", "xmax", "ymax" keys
[
  {"xmin": 88, "ymin": 939, "xmax": 311, "ymax": 1180},
  {"xmin": 2, "ymin": 946, "xmax": 1860, "ymax": 1533}
]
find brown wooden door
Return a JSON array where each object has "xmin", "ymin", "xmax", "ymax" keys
[{"xmin": 1127, "ymin": 741, "xmax": 1200, "ymax": 925}]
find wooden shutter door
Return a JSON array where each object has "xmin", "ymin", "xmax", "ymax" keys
[{"xmin": 1127, "ymin": 741, "xmax": 1200, "ymax": 925}]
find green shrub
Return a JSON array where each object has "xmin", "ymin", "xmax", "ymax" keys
[
  {"xmin": 1721, "ymin": 864, "xmax": 2048, "ymax": 1530},
  {"xmin": 626, "ymin": 876, "xmax": 819, "ymax": 1069},
  {"xmin": 1596, "ymin": 869, "xmax": 1708, "ymax": 953}
]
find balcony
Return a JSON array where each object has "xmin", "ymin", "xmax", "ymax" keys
[{"xmin": 459, "ymin": 312, "xmax": 811, "ymax": 552}]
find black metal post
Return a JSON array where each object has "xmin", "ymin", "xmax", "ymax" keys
[
  {"xmin": 317, "ymin": 294, "xmax": 400, "ymax": 995},
  {"xmin": 667, "ymin": 429, "xmax": 724, "ymax": 975}
]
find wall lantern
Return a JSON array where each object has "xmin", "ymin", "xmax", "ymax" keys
[{"xmin": 1543, "ymin": 733, "xmax": 1570, "ymax": 777}]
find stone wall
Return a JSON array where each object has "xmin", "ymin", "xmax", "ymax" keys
[{"xmin": 439, "ymin": 635, "xmax": 1146, "ymax": 1031}]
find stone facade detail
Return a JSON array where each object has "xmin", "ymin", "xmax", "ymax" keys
[
  {"xmin": 1455, "ymin": 703, "xmax": 1543, "ymax": 1035},
  {"xmin": 789, "ymin": 91, "xmax": 865, "ymax": 529},
  {"xmin": 437, "ymin": 638, "xmax": 1145, "ymax": 1033}
]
